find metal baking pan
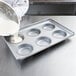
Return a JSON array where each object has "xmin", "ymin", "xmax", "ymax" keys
[{"xmin": 3, "ymin": 18, "xmax": 74, "ymax": 60}]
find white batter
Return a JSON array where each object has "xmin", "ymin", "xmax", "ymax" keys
[
  {"xmin": 9, "ymin": 35, "xmax": 23, "ymax": 43},
  {"xmin": 0, "ymin": 11, "xmax": 19, "ymax": 36}
]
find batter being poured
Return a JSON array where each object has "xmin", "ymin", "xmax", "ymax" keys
[{"xmin": 0, "ymin": 11, "xmax": 19, "ymax": 36}]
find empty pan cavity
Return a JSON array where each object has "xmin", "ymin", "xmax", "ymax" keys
[
  {"xmin": 18, "ymin": 44, "xmax": 33, "ymax": 56},
  {"xmin": 36, "ymin": 37, "xmax": 51, "ymax": 46},
  {"xmin": 53, "ymin": 30, "xmax": 67, "ymax": 38},
  {"xmin": 27, "ymin": 28, "xmax": 41, "ymax": 37},
  {"xmin": 43, "ymin": 23, "xmax": 55, "ymax": 31}
]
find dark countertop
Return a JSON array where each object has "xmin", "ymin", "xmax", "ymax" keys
[
  {"xmin": 0, "ymin": 16, "xmax": 76, "ymax": 76},
  {"xmin": 30, "ymin": 0, "xmax": 76, "ymax": 2}
]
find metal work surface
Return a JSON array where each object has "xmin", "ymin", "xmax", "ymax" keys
[{"xmin": 0, "ymin": 16, "xmax": 76, "ymax": 76}]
